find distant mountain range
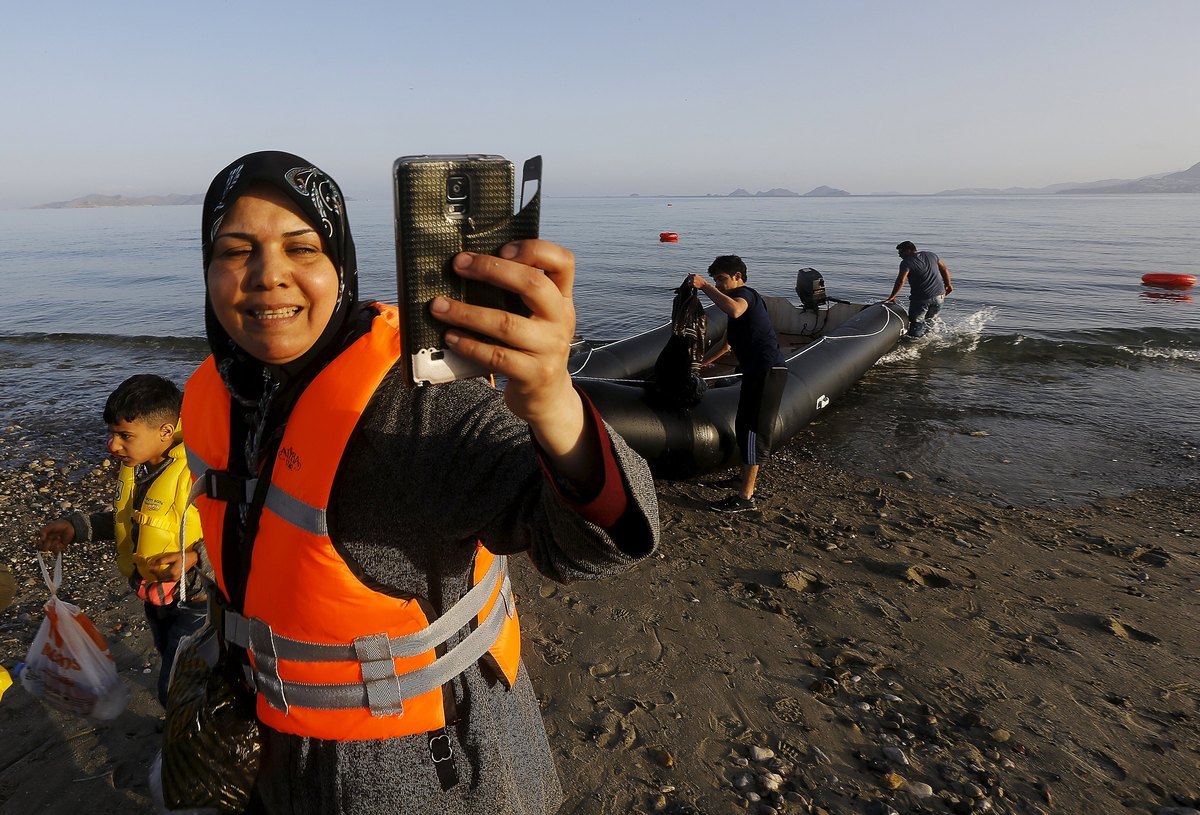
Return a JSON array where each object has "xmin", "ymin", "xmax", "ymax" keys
[
  {"xmin": 632, "ymin": 185, "xmax": 850, "ymax": 199},
  {"xmin": 32, "ymin": 160, "xmax": 1200, "ymax": 208},
  {"xmin": 727, "ymin": 185, "xmax": 850, "ymax": 198},
  {"xmin": 934, "ymin": 160, "xmax": 1200, "ymax": 195},
  {"xmin": 33, "ymin": 193, "xmax": 205, "ymax": 209}
]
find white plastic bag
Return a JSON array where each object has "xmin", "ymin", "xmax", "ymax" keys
[{"xmin": 20, "ymin": 552, "xmax": 130, "ymax": 719}]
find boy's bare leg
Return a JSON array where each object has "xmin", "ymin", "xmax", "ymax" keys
[{"xmin": 740, "ymin": 464, "xmax": 759, "ymax": 501}]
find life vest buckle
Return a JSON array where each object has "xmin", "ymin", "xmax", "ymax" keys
[
  {"xmin": 205, "ymin": 471, "xmax": 257, "ymax": 504},
  {"xmin": 429, "ymin": 733, "xmax": 453, "ymax": 763},
  {"xmin": 429, "ymin": 729, "xmax": 459, "ymax": 790}
]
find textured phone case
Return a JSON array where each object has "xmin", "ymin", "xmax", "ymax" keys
[{"xmin": 394, "ymin": 156, "xmax": 541, "ymax": 384}]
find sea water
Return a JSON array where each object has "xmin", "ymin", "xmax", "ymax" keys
[{"xmin": 1, "ymin": 195, "xmax": 1197, "ymax": 504}]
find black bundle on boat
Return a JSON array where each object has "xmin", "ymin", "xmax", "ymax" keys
[{"xmin": 650, "ymin": 279, "xmax": 708, "ymax": 409}]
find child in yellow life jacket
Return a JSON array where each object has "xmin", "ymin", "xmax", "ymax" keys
[{"xmin": 36, "ymin": 374, "xmax": 206, "ymax": 706}]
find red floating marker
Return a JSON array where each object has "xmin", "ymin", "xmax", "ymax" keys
[
  {"xmin": 1141, "ymin": 273, "xmax": 1196, "ymax": 289},
  {"xmin": 659, "ymin": 232, "xmax": 679, "ymax": 243}
]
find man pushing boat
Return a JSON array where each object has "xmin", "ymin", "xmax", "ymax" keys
[{"xmin": 886, "ymin": 241, "xmax": 954, "ymax": 337}]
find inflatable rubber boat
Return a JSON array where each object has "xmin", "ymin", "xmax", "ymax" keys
[{"xmin": 569, "ymin": 270, "xmax": 908, "ymax": 478}]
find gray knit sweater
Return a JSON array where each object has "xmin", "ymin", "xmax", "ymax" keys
[{"xmin": 249, "ymin": 367, "xmax": 659, "ymax": 815}]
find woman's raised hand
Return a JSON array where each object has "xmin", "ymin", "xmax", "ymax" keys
[{"xmin": 430, "ymin": 240, "xmax": 597, "ymax": 486}]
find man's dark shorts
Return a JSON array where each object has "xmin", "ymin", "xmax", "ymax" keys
[{"xmin": 736, "ymin": 369, "xmax": 773, "ymax": 466}]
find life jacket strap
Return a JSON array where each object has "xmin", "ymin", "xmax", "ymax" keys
[
  {"xmin": 263, "ymin": 576, "xmax": 512, "ymax": 715},
  {"xmin": 130, "ymin": 510, "xmax": 177, "ymax": 533},
  {"xmin": 356, "ymin": 632, "xmax": 406, "ymax": 717},
  {"xmin": 224, "ymin": 555, "xmax": 505, "ymax": 661},
  {"xmin": 192, "ymin": 458, "xmax": 329, "ymax": 539},
  {"xmin": 247, "ymin": 616, "xmax": 287, "ymax": 712},
  {"xmin": 260, "ymin": 482, "xmax": 327, "ymax": 536},
  {"xmin": 429, "ymin": 729, "xmax": 458, "ymax": 790},
  {"xmin": 202, "ymin": 469, "xmax": 257, "ymax": 504},
  {"xmin": 222, "ymin": 557, "xmax": 511, "ymax": 717}
]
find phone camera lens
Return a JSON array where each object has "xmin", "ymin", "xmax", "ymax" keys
[{"xmin": 446, "ymin": 176, "xmax": 468, "ymax": 202}]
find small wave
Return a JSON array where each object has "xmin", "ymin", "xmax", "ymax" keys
[
  {"xmin": 955, "ymin": 330, "xmax": 1197, "ymax": 367},
  {"xmin": 874, "ymin": 312, "xmax": 1200, "ymax": 368},
  {"xmin": 0, "ymin": 331, "xmax": 207, "ymax": 353},
  {"xmin": 878, "ymin": 307, "xmax": 999, "ymax": 363},
  {"xmin": 1117, "ymin": 345, "xmax": 1200, "ymax": 363}
]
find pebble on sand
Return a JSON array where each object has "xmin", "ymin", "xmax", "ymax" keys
[{"xmin": 907, "ymin": 781, "xmax": 935, "ymax": 798}]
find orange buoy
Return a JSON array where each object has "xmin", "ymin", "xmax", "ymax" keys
[
  {"xmin": 1141, "ymin": 273, "xmax": 1196, "ymax": 289},
  {"xmin": 659, "ymin": 232, "xmax": 679, "ymax": 243}
]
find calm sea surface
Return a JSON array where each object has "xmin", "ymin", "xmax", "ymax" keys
[{"xmin": 2, "ymin": 195, "xmax": 1198, "ymax": 504}]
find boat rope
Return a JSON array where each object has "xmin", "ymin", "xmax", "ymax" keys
[
  {"xmin": 567, "ymin": 346, "xmax": 596, "ymax": 376},
  {"xmin": 782, "ymin": 338, "xmax": 825, "ymax": 364},
  {"xmin": 593, "ymin": 319, "xmax": 674, "ymax": 347},
  {"xmin": 821, "ymin": 306, "xmax": 901, "ymax": 341},
  {"xmin": 567, "ymin": 318, "xmax": 678, "ymax": 376},
  {"xmin": 780, "ymin": 306, "xmax": 899, "ymax": 363},
  {"xmin": 792, "ymin": 307, "xmax": 829, "ymax": 339},
  {"xmin": 573, "ymin": 305, "xmax": 901, "ymax": 384},
  {"xmin": 570, "ymin": 375, "xmax": 654, "ymax": 385}
]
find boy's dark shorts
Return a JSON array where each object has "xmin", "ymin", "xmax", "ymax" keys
[{"xmin": 735, "ymin": 369, "xmax": 773, "ymax": 466}]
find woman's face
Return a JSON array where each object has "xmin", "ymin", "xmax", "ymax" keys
[{"xmin": 207, "ymin": 185, "xmax": 339, "ymax": 365}]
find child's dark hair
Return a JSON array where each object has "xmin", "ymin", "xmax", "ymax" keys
[
  {"xmin": 709, "ymin": 254, "xmax": 748, "ymax": 282},
  {"xmin": 103, "ymin": 375, "xmax": 183, "ymax": 426}
]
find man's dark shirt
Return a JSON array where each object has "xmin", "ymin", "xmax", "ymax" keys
[{"xmin": 726, "ymin": 285, "xmax": 785, "ymax": 374}]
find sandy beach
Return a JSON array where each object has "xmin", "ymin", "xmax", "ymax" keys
[{"xmin": 1, "ymin": 435, "xmax": 1197, "ymax": 815}]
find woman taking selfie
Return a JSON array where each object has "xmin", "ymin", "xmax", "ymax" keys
[{"xmin": 178, "ymin": 151, "xmax": 658, "ymax": 814}]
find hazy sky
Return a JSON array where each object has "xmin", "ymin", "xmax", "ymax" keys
[{"xmin": 4, "ymin": 0, "xmax": 1198, "ymax": 207}]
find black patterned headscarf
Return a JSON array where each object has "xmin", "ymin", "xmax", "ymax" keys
[
  {"xmin": 201, "ymin": 151, "xmax": 359, "ymax": 369},
  {"xmin": 200, "ymin": 151, "xmax": 371, "ymax": 470}
]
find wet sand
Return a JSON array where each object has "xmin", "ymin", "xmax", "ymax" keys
[{"xmin": 1, "ymin": 439, "xmax": 1197, "ymax": 814}]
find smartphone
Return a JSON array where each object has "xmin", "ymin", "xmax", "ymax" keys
[{"xmin": 394, "ymin": 154, "xmax": 541, "ymax": 386}]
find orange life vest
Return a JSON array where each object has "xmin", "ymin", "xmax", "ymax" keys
[{"xmin": 180, "ymin": 304, "xmax": 521, "ymax": 742}]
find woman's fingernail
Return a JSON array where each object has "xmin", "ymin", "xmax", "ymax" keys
[
  {"xmin": 444, "ymin": 330, "xmax": 460, "ymax": 346},
  {"xmin": 453, "ymin": 252, "xmax": 472, "ymax": 269},
  {"xmin": 430, "ymin": 297, "xmax": 449, "ymax": 314},
  {"xmin": 499, "ymin": 243, "xmax": 518, "ymax": 259}
]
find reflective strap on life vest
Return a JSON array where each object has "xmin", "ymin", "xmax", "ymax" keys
[
  {"xmin": 184, "ymin": 450, "xmax": 213, "ymax": 488},
  {"xmin": 261, "ymin": 482, "xmax": 327, "ymax": 536},
  {"xmin": 225, "ymin": 554, "xmax": 508, "ymax": 662},
  {"xmin": 222, "ymin": 556, "xmax": 513, "ymax": 717},
  {"xmin": 185, "ymin": 449, "xmax": 328, "ymax": 537}
]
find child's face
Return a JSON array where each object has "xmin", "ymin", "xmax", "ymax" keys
[
  {"xmin": 713, "ymin": 273, "xmax": 741, "ymax": 293},
  {"xmin": 106, "ymin": 418, "xmax": 173, "ymax": 468}
]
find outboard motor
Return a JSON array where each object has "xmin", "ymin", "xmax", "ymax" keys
[{"xmin": 795, "ymin": 267, "xmax": 827, "ymax": 310}]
